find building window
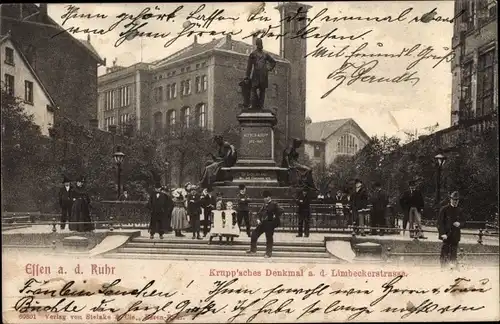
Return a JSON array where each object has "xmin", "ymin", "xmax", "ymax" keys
[
  {"xmin": 181, "ymin": 106, "xmax": 191, "ymax": 128},
  {"xmin": 477, "ymin": 0, "xmax": 497, "ymax": 26},
  {"xmin": 272, "ymin": 83, "xmax": 278, "ymax": 98},
  {"xmin": 5, "ymin": 47, "xmax": 14, "ymax": 65},
  {"xmin": 24, "ymin": 81, "xmax": 33, "ymax": 104},
  {"xmin": 153, "ymin": 112, "xmax": 163, "ymax": 135},
  {"xmin": 195, "ymin": 76, "xmax": 201, "ymax": 93},
  {"xmin": 155, "ymin": 86, "xmax": 163, "ymax": 103},
  {"xmin": 314, "ymin": 145, "xmax": 321, "ymax": 157},
  {"xmin": 185, "ymin": 79, "xmax": 191, "ymax": 95},
  {"xmin": 338, "ymin": 134, "xmax": 358, "ymax": 154},
  {"xmin": 167, "ymin": 109, "xmax": 176, "ymax": 125},
  {"xmin": 477, "ymin": 49, "xmax": 494, "ymax": 117},
  {"xmin": 4, "ymin": 74, "xmax": 14, "ymax": 96},
  {"xmin": 180, "ymin": 81, "xmax": 185, "ymax": 96},
  {"xmin": 461, "ymin": 61, "xmax": 473, "ymax": 119},
  {"xmin": 104, "ymin": 91, "xmax": 114, "ymax": 111},
  {"xmin": 166, "ymin": 84, "xmax": 171, "ymax": 100},
  {"xmin": 118, "ymin": 86, "xmax": 130, "ymax": 106},
  {"xmin": 171, "ymin": 83, "xmax": 177, "ymax": 98},
  {"xmin": 202, "ymin": 75, "xmax": 207, "ymax": 91},
  {"xmin": 465, "ymin": 0, "xmax": 476, "ymax": 31},
  {"xmin": 120, "ymin": 113, "xmax": 130, "ymax": 124},
  {"xmin": 196, "ymin": 103, "xmax": 206, "ymax": 128}
]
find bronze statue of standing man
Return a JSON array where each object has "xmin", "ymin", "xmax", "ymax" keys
[{"xmin": 243, "ymin": 38, "xmax": 277, "ymax": 110}]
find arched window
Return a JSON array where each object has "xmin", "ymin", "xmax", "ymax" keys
[
  {"xmin": 196, "ymin": 103, "xmax": 206, "ymax": 128},
  {"xmin": 167, "ymin": 110, "xmax": 176, "ymax": 126},
  {"xmin": 153, "ymin": 111, "xmax": 163, "ymax": 135},
  {"xmin": 181, "ymin": 106, "xmax": 191, "ymax": 128}
]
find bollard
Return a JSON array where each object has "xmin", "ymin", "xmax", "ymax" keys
[
  {"xmin": 52, "ymin": 240, "xmax": 56, "ymax": 250},
  {"xmin": 386, "ymin": 247, "xmax": 392, "ymax": 263},
  {"xmin": 109, "ymin": 216, "xmax": 114, "ymax": 232},
  {"xmin": 52, "ymin": 217, "xmax": 57, "ymax": 233},
  {"xmin": 477, "ymin": 229, "xmax": 484, "ymax": 245},
  {"xmin": 459, "ymin": 247, "xmax": 465, "ymax": 268}
]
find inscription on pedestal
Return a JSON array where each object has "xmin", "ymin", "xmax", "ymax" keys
[
  {"xmin": 240, "ymin": 127, "xmax": 272, "ymax": 159},
  {"xmin": 237, "ymin": 171, "xmax": 272, "ymax": 181}
]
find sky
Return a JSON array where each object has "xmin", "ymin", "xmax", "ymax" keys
[{"xmin": 48, "ymin": 1, "xmax": 455, "ymax": 138}]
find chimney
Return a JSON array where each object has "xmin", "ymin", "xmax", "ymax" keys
[
  {"xmin": 193, "ymin": 35, "xmax": 198, "ymax": 44},
  {"xmin": 39, "ymin": 4, "xmax": 48, "ymax": 16},
  {"xmin": 226, "ymin": 34, "xmax": 231, "ymax": 43}
]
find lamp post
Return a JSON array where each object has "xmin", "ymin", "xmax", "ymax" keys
[
  {"xmin": 113, "ymin": 146, "xmax": 125, "ymax": 199},
  {"xmin": 434, "ymin": 153, "xmax": 447, "ymax": 208}
]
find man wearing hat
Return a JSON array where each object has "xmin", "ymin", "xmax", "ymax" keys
[
  {"xmin": 187, "ymin": 184, "xmax": 202, "ymax": 240},
  {"xmin": 296, "ymin": 186, "xmax": 312, "ymax": 237},
  {"xmin": 148, "ymin": 182, "xmax": 170, "ymax": 239},
  {"xmin": 351, "ymin": 179, "xmax": 369, "ymax": 236},
  {"xmin": 370, "ymin": 182, "xmax": 389, "ymax": 235},
  {"xmin": 246, "ymin": 190, "xmax": 282, "ymax": 258},
  {"xmin": 58, "ymin": 175, "xmax": 73, "ymax": 230},
  {"xmin": 201, "ymin": 187, "xmax": 216, "ymax": 237},
  {"xmin": 437, "ymin": 191, "xmax": 464, "ymax": 268},
  {"xmin": 236, "ymin": 184, "xmax": 251, "ymax": 237},
  {"xmin": 399, "ymin": 180, "xmax": 426, "ymax": 238}
]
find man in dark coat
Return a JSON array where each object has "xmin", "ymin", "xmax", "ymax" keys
[
  {"xmin": 351, "ymin": 179, "xmax": 369, "ymax": 236},
  {"xmin": 58, "ymin": 175, "xmax": 73, "ymax": 230},
  {"xmin": 246, "ymin": 190, "xmax": 282, "ymax": 258},
  {"xmin": 201, "ymin": 187, "xmax": 216, "ymax": 237},
  {"xmin": 148, "ymin": 182, "xmax": 170, "ymax": 239},
  {"xmin": 370, "ymin": 182, "xmax": 389, "ymax": 235},
  {"xmin": 399, "ymin": 180, "xmax": 426, "ymax": 238},
  {"xmin": 296, "ymin": 187, "xmax": 312, "ymax": 237},
  {"xmin": 187, "ymin": 185, "xmax": 202, "ymax": 240},
  {"xmin": 437, "ymin": 191, "xmax": 464, "ymax": 268},
  {"xmin": 236, "ymin": 184, "xmax": 251, "ymax": 237},
  {"xmin": 245, "ymin": 37, "xmax": 276, "ymax": 110}
]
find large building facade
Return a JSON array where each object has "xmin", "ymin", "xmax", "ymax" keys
[
  {"xmin": 1, "ymin": 4, "xmax": 105, "ymax": 126},
  {"xmin": 451, "ymin": 0, "xmax": 497, "ymax": 125},
  {"xmin": 97, "ymin": 3, "xmax": 309, "ymax": 174}
]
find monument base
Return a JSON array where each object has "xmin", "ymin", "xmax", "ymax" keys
[{"xmin": 213, "ymin": 109, "xmax": 292, "ymax": 198}]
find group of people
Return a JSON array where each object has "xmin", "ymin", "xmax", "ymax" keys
[
  {"xmin": 147, "ymin": 182, "xmax": 254, "ymax": 241},
  {"xmin": 58, "ymin": 175, "xmax": 93, "ymax": 232}
]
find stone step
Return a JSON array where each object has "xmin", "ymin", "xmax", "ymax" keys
[
  {"xmin": 118, "ymin": 247, "xmax": 332, "ymax": 259},
  {"xmin": 125, "ymin": 242, "xmax": 326, "ymax": 253},
  {"xmin": 104, "ymin": 252, "xmax": 343, "ymax": 264},
  {"xmin": 131, "ymin": 237, "xmax": 325, "ymax": 247}
]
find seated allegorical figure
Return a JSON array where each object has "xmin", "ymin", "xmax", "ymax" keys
[
  {"xmin": 281, "ymin": 138, "xmax": 317, "ymax": 191},
  {"xmin": 199, "ymin": 135, "xmax": 238, "ymax": 190}
]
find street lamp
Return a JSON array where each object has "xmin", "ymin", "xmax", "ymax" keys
[
  {"xmin": 434, "ymin": 153, "xmax": 447, "ymax": 208},
  {"xmin": 113, "ymin": 146, "xmax": 125, "ymax": 199}
]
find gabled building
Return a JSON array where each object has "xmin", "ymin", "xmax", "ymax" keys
[
  {"xmin": 1, "ymin": 34, "xmax": 56, "ymax": 136},
  {"xmin": 1, "ymin": 4, "xmax": 105, "ymax": 126},
  {"xmin": 305, "ymin": 117, "xmax": 371, "ymax": 166}
]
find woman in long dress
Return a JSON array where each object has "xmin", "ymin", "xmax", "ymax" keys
[
  {"xmin": 69, "ymin": 176, "xmax": 94, "ymax": 232},
  {"xmin": 171, "ymin": 189, "xmax": 189, "ymax": 237}
]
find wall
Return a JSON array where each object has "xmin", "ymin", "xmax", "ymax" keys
[
  {"xmin": 98, "ymin": 72, "xmax": 136, "ymax": 131},
  {"xmin": 1, "ymin": 6, "xmax": 99, "ymax": 126},
  {"xmin": 304, "ymin": 142, "xmax": 324, "ymax": 166},
  {"xmin": 150, "ymin": 57, "xmax": 210, "ymax": 134},
  {"xmin": 1, "ymin": 39, "xmax": 54, "ymax": 136}
]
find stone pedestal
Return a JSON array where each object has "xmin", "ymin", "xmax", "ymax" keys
[
  {"xmin": 63, "ymin": 236, "xmax": 89, "ymax": 252},
  {"xmin": 214, "ymin": 110, "xmax": 289, "ymax": 198}
]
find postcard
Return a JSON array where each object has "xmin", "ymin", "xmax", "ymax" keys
[{"xmin": 1, "ymin": 1, "xmax": 499, "ymax": 323}]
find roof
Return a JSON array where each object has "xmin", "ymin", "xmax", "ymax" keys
[
  {"xmin": 306, "ymin": 118, "xmax": 371, "ymax": 142},
  {"xmin": 77, "ymin": 38, "xmax": 105, "ymax": 65},
  {"xmin": 153, "ymin": 36, "xmax": 288, "ymax": 68},
  {"xmin": 8, "ymin": 4, "xmax": 105, "ymax": 65},
  {"xmin": 306, "ymin": 119, "xmax": 352, "ymax": 142},
  {"xmin": 0, "ymin": 34, "xmax": 57, "ymax": 108}
]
